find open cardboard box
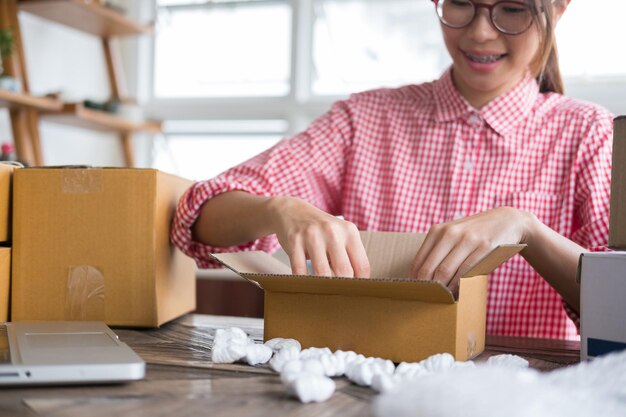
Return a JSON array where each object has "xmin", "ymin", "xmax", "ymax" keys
[{"xmin": 212, "ymin": 231, "xmax": 524, "ymax": 362}]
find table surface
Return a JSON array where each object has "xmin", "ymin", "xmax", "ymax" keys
[{"xmin": 0, "ymin": 314, "xmax": 581, "ymax": 417}]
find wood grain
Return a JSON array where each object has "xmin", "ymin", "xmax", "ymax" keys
[{"xmin": 0, "ymin": 314, "xmax": 580, "ymax": 417}]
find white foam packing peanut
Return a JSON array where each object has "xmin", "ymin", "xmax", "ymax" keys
[
  {"xmin": 299, "ymin": 347, "xmax": 332, "ymax": 360},
  {"xmin": 211, "ymin": 327, "xmax": 273, "ymax": 366},
  {"xmin": 486, "ymin": 354, "xmax": 529, "ymax": 369},
  {"xmin": 286, "ymin": 373, "xmax": 336, "ymax": 404},
  {"xmin": 371, "ymin": 355, "xmax": 477, "ymax": 393},
  {"xmin": 373, "ymin": 349, "xmax": 626, "ymax": 417},
  {"xmin": 371, "ymin": 362, "xmax": 431, "ymax": 394},
  {"xmin": 345, "ymin": 356, "xmax": 395, "ymax": 387},
  {"xmin": 264, "ymin": 338, "xmax": 301, "ymax": 353},
  {"xmin": 269, "ymin": 345, "xmax": 301, "ymax": 373},
  {"xmin": 243, "ymin": 343, "xmax": 273, "ymax": 366},
  {"xmin": 279, "ymin": 359, "xmax": 325, "ymax": 384},
  {"xmin": 279, "ymin": 358, "xmax": 336, "ymax": 403},
  {"xmin": 419, "ymin": 352, "xmax": 456, "ymax": 372},
  {"xmin": 212, "ymin": 328, "xmax": 539, "ymax": 406},
  {"xmin": 211, "ymin": 327, "xmax": 250, "ymax": 364}
]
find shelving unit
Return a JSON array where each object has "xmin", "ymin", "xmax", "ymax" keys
[
  {"xmin": 19, "ymin": 0, "xmax": 152, "ymax": 36},
  {"xmin": 49, "ymin": 102, "xmax": 162, "ymax": 133},
  {"xmin": 0, "ymin": 90, "xmax": 62, "ymax": 111},
  {"xmin": 0, "ymin": 0, "xmax": 159, "ymax": 166}
]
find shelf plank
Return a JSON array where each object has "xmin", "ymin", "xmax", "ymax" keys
[
  {"xmin": 19, "ymin": 0, "xmax": 152, "ymax": 37},
  {"xmin": 0, "ymin": 89, "xmax": 63, "ymax": 111},
  {"xmin": 44, "ymin": 103, "xmax": 162, "ymax": 134}
]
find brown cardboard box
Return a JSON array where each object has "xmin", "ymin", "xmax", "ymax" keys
[
  {"xmin": 212, "ymin": 231, "xmax": 524, "ymax": 363},
  {"xmin": 0, "ymin": 248, "xmax": 9, "ymax": 322},
  {"xmin": 0, "ymin": 163, "xmax": 16, "ymax": 243},
  {"xmin": 11, "ymin": 167, "xmax": 196, "ymax": 327},
  {"xmin": 609, "ymin": 116, "xmax": 626, "ymax": 248}
]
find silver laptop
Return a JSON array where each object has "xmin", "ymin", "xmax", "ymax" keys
[{"xmin": 0, "ymin": 321, "xmax": 145, "ymax": 385}]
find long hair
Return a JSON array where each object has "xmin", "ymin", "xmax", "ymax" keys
[{"xmin": 530, "ymin": 0, "xmax": 565, "ymax": 94}]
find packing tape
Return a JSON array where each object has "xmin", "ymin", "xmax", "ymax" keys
[
  {"xmin": 61, "ymin": 169, "xmax": 103, "ymax": 194},
  {"xmin": 65, "ymin": 265, "xmax": 105, "ymax": 321}
]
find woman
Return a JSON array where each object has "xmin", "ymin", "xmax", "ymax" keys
[{"xmin": 172, "ymin": 0, "xmax": 612, "ymax": 340}]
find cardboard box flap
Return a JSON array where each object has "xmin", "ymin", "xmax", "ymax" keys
[
  {"xmin": 211, "ymin": 251, "xmax": 456, "ymax": 303},
  {"xmin": 462, "ymin": 244, "xmax": 526, "ymax": 277},
  {"xmin": 211, "ymin": 251, "xmax": 292, "ymax": 282},
  {"xmin": 211, "ymin": 235, "xmax": 525, "ymax": 303},
  {"xmin": 360, "ymin": 231, "xmax": 425, "ymax": 278}
]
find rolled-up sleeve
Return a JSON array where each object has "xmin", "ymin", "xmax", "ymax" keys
[
  {"xmin": 571, "ymin": 111, "xmax": 613, "ymax": 251},
  {"xmin": 564, "ymin": 110, "xmax": 614, "ymax": 327},
  {"xmin": 170, "ymin": 99, "xmax": 356, "ymax": 268}
]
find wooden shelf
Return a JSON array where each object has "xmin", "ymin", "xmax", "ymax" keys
[
  {"xmin": 19, "ymin": 0, "xmax": 152, "ymax": 37},
  {"xmin": 43, "ymin": 103, "xmax": 162, "ymax": 133},
  {"xmin": 0, "ymin": 89, "xmax": 63, "ymax": 111}
]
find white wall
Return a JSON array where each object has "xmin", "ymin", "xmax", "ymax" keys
[{"xmin": 0, "ymin": 0, "xmax": 152, "ymax": 167}]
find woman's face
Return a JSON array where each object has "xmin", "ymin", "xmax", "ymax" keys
[{"xmin": 440, "ymin": 0, "xmax": 542, "ymax": 108}]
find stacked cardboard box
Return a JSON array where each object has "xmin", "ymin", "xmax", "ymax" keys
[
  {"xmin": 11, "ymin": 167, "xmax": 196, "ymax": 327},
  {"xmin": 213, "ymin": 231, "xmax": 523, "ymax": 363},
  {"xmin": 0, "ymin": 163, "xmax": 15, "ymax": 322},
  {"xmin": 580, "ymin": 116, "xmax": 626, "ymax": 360}
]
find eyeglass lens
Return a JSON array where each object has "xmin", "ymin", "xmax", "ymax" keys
[{"xmin": 437, "ymin": 0, "xmax": 533, "ymax": 35}]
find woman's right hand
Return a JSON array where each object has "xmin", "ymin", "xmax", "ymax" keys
[{"xmin": 267, "ymin": 196, "xmax": 370, "ymax": 278}]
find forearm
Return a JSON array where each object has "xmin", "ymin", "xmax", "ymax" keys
[
  {"xmin": 192, "ymin": 190, "xmax": 278, "ymax": 247},
  {"xmin": 522, "ymin": 213, "xmax": 586, "ymax": 313}
]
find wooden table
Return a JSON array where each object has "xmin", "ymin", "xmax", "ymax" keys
[{"xmin": 0, "ymin": 314, "xmax": 581, "ymax": 417}]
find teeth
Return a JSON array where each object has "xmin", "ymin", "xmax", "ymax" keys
[{"xmin": 467, "ymin": 53, "xmax": 504, "ymax": 63}]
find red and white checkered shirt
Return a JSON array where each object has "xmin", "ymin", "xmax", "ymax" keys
[{"xmin": 171, "ymin": 69, "xmax": 613, "ymax": 340}]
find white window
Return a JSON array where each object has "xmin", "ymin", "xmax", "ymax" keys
[
  {"xmin": 154, "ymin": 0, "xmax": 292, "ymax": 97},
  {"xmin": 154, "ymin": 120, "xmax": 286, "ymax": 180},
  {"xmin": 311, "ymin": 0, "xmax": 449, "ymax": 95},
  {"xmin": 557, "ymin": 1, "xmax": 626, "ymax": 80}
]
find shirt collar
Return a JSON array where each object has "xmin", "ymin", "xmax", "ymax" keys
[{"xmin": 433, "ymin": 68, "xmax": 540, "ymax": 136}]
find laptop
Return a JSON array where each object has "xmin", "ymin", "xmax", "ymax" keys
[{"xmin": 0, "ymin": 321, "xmax": 145, "ymax": 385}]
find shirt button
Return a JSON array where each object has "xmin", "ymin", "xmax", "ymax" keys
[
  {"xmin": 454, "ymin": 212, "xmax": 464, "ymax": 220},
  {"xmin": 467, "ymin": 114, "xmax": 482, "ymax": 128},
  {"xmin": 464, "ymin": 160, "xmax": 473, "ymax": 172}
]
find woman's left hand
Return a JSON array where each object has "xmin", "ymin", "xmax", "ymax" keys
[{"xmin": 410, "ymin": 207, "xmax": 533, "ymax": 290}]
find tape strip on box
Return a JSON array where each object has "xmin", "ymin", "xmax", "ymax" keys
[{"xmin": 65, "ymin": 265, "xmax": 105, "ymax": 320}]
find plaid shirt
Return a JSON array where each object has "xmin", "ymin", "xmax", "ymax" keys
[{"xmin": 172, "ymin": 69, "xmax": 613, "ymax": 340}]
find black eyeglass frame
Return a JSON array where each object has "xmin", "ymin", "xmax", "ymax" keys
[{"xmin": 431, "ymin": 0, "xmax": 540, "ymax": 36}]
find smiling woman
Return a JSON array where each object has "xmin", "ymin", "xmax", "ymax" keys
[{"xmin": 169, "ymin": 0, "xmax": 616, "ymax": 341}]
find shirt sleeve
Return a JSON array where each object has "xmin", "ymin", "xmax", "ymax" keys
[
  {"xmin": 170, "ymin": 99, "xmax": 356, "ymax": 268},
  {"xmin": 571, "ymin": 109, "xmax": 613, "ymax": 250},
  {"xmin": 564, "ymin": 109, "xmax": 614, "ymax": 327}
]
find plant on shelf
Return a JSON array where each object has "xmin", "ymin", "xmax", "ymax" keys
[{"xmin": 0, "ymin": 29, "xmax": 20, "ymax": 92}]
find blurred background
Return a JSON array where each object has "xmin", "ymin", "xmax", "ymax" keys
[{"xmin": 1, "ymin": 0, "xmax": 624, "ymax": 316}]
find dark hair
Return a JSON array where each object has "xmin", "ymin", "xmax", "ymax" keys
[{"xmin": 530, "ymin": 0, "xmax": 565, "ymax": 94}]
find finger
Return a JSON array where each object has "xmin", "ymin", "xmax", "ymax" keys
[
  {"xmin": 411, "ymin": 234, "xmax": 455, "ymax": 281},
  {"xmin": 447, "ymin": 248, "xmax": 486, "ymax": 294},
  {"xmin": 327, "ymin": 237, "xmax": 354, "ymax": 277},
  {"xmin": 410, "ymin": 228, "xmax": 442, "ymax": 278},
  {"xmin": 288, "ymin": 237, "xmax": 308, "ymax": 276},
  {"xmin": 346, "ymin": 233, "xmax": 370, "ymax": 278},
  {"xmin": 305, "ymin": 234, "xmax": 333, "ymax": 277},
  {"xmin": 431, "ymin": 244, "xmax": 475, "ymax": 287}
]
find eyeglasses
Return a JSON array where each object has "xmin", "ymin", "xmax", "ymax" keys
[{"xmin": 431, "ymin": 0, "xmax": 539, "ymax": 35}]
